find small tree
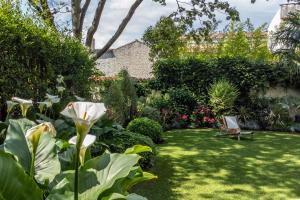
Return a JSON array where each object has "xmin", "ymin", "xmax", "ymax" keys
[
  {"xmin": 143, "ymin": 16, "xmax": 185, "ymax": 60},
  {"xmin": 274, "ymin": 12, "xmax": 300, "ymax": 73},
  {"xmin": 209, "ymin": 79, "xmax": 239, "ymax": 116},
  {"xmin": 104, "ymin": 70, "xmax": 137, "ymax": 125},
  {"xmin": 218, "ymin": 21, "xmax": 250, "ymax": 58}
]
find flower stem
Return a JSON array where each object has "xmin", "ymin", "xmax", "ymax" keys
[
  {"xmin": 30, "ymin": 152, "xmax": 36, "ymax": 177},
  {"xmin": 74, "ymin": 143, "xmax": 80, "ymax": 200}
]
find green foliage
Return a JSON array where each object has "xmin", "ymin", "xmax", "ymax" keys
[
  {"xmin": 274, "ymin": 12, "xmax": 300, "ymax": 73},
  {"xmin": 0, "ymin": 117, "xmax": 155, "ymax": 199},
  {"xmin": 47, "ymin": 151, "xmax": 153, "ymax": 200},
  {"xmin": 145, "ymin": 90, "xmax": 171, "ymax": 110},
  {"xmin": 4, "ymin": 119, "xmax": 61, "ymax": 185},
  {"xmin": 103, "ymin": 70, "xmax": 137, "ymax": 126},
  {"xmin": 0, "ymin": 151, "xmax": 43, "ymax": 200},
  {"xmin": 217, "ymin": 20, "xmax": 273, "ymax": 61},
  {"xmin": 127, "ymin": 117, "xmax": 163, "ymax": 144},
  {"xmin": 208, "ymin": 80, "xmax": 239, "ymax": 116},
  {"xmin": 96, "ymin": 127, "xmax": 156, "ymax": 169},
  {"xmin": 151, "ymin": 57, "xmax": 291, "ymax": 105},
  {"xmin": 137, "ymin": 105, "xmax": 161, "ymax": 123},
  {"xmin": 218, "ymin": 22, "xmax": 250, "ymax": 58},
  {"xmin": 143, "ymin": 16, "xmax": 185, "ymax": 60},
  {"xmin": 0, "ymin": 4, "xmax": 95, "ymax": 102},
  {"xmin": 167, "ymin": 87, "xmax": 198, "ymax": 113}
]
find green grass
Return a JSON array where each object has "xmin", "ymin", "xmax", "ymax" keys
[{"xmin": 132, "ymin": 129, "xmax": 300, "ymax": 200}]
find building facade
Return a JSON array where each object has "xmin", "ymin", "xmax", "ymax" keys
[{"xmin": 95, "ymin": 40, "xmax": 153, "ymax": 79}]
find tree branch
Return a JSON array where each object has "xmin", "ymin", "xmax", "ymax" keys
[
  {"xmin": 95, "ymin": 0, "xmax": 143, "ymax": 58},
  {"xmin": 40, "ymin": 0, "xmax": 56, "ymax": 29},
  {"xmin": 28, "ymin": 0, "xmax": 57, "ymax": 30},
  {"xmin": 85, "ymin": 0, "xmax": 106, "ymax": 48},
  {"xmin": 72, "ymin": 0, "xmax": 82, "ymax": 39},
  {"xmin": 79, "ymin": 0, "xmax": 91, "ymax": 35}
]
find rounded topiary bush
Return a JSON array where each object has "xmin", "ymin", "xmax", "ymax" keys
[{"xmin": 127, "ymin": 117, "xmax": 163, "ymax": 144}]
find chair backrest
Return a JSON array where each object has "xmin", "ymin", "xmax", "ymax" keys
[{"xmin": 224, "ymin": 116, "xmax": 240, "ymax": 129}]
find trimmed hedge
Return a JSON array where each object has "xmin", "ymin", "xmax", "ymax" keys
[
  {"xmin": 127, "ymin": 117, "xmax": 163, "ymax": 144},
  {"xmin": 0, "ymin": 4, "xmax": 95, "ymax": 102}
]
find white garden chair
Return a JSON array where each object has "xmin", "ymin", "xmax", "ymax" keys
[{"xmin": 222, "ymin": 116, "xmax": 254, "ymax": 141}]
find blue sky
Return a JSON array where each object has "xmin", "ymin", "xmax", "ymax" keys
[{"xmin": 89, "ymin": 0, "xmax": 286, "ymax": 48}]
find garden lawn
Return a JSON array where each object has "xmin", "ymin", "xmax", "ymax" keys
[{"xmin": 132, "ymin": 129, "xmax": 300, "ymax": 200}]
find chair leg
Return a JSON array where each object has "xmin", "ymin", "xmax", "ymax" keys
[{"xmin": 238, "ymin": 135, "xmax": 240, "ymax": 141}]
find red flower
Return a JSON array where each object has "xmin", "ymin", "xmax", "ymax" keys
[
  {"xmin": 203, "ymin": 116, "xmax": 210, "ymax": 122},
  {"xmin": 181, "ymin": 114, "xmax": 188, "ymax": 120}
]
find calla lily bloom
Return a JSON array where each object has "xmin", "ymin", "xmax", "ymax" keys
[
  {"xmin": 12, "ymin": 97, "xmax": 33, "ymax": 117},
  {"xmin": 69, "ymin": 134, "xmax": 96, "ymax": 165},
  {"xmin": 6, "ymin": 100, "xmax": 18, "ymax": 114},
  {"xmin": 56, "ymin": 86, "xmax": 65, "ymax": 94},
  {"xmin": 45, "ymin": 93, "xmax": 60, "ymax": 104},
  {"xmin": 26, "ymin": 122, "xmax": 56, "ymax": 148},
  {"xmin": 25, "ymin": 122, "xmax": 56, "ymax": 176},
  {"xmin": 61, "ymin": 102, "xmax": 106, "ymax": 146},
  {"xmin": 37, "ymin": 101, "xmax": 52, "ymax": 113},
  {"xmin": 62, "ymin": 102, "xmax": 105, "ymax": 199}
]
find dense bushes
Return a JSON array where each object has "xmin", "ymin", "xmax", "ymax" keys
[
  {"xmin": 95, "ymin": 125, "xmax": 156, "ymax": 169},
  {"xmin": 151, "ymin": 57, "xmax": 292, "ymax": 104},
  {"xmin": 0, "ymin": 4, "xmax": 95, "ymax": 102},
  {"xmin": 127, "ymin": 117, "xmax": 163, "ymax": 144}
]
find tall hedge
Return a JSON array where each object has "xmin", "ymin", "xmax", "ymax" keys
[
  {"xmin": 0, "ymin": 4, "xmax": 95, "ymax": 101},
  {"xmin": 151, "ymin": 57, "xmax": 293, "ymax": 104}
]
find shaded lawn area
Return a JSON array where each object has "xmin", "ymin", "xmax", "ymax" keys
[{"xmin": 132, "ymin": 129, "xmax": 300, "ymax": 200}]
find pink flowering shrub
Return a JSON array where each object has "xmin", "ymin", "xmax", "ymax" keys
[{"xmin": 190, "ymin": 105, "xmax": 217, "ymax": 128}]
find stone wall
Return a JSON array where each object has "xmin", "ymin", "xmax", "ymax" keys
[
  {"xmin": 96, "ymin": 40, "xmax": 153, "ymax": 79},
  {"xmin": 264, "ymin": 86, "xmax": 300, "ymax": 98}
]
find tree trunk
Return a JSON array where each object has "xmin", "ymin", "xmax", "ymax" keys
[
  {"xmin": 85, "ymin": 0, "xmax": 107, "ymax": 48},
  {"xmin": 72, "ymin": 0, "xmax": 81, "ymax": 39},
  {"xmin": 95, "ymin": 0, "xmax": 143, "ymax": 58}
]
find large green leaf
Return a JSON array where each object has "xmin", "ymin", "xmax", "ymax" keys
[
  {"xmin": 102, "ymin": 193, "xmax": 147, "ymax": 200},
  {"xmin": 4, "ymin": 119, "xmax": 61, "ymax": 185},
  {"xmin": 35, "ymin": 133, "xmax": 61, "ymax": 185},
  {"xmin": 47, "ymin": 152, "xmax": 141, "ymax": 200},
  {"xmin": 0, "ymin": 151, "xmax": 43, "ymax": 200},
  {"xmin": 124, "ymin": 145, "xmax": 152, "ymax": 154},
  {"xmin": 99, "ymin": 166, "xmax": 156, "ymax": 199},
  {"xmin": 4, "ymin": 118, "xmax": 35, "ymax": 172}
]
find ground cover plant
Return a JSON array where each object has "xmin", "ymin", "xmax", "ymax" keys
[{"xmin": 133, "ymin": 129, "xmax": 300, "ymax": 200}]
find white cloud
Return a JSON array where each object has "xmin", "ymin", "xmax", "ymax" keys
[{"xmin": 85, "ymin": 0, "xmax": 286, "ymax": 49}]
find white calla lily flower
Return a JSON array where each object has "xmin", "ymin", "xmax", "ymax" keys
[
  {"xmin": 12, "ymin": 97, "xmax": 33, "ymax": 117},
  {"xmin": 69, "ymin": 134, "xmax": 96, "ymax": 165},
  {"xmin": 26, "ymin": 122, "xmax": 56, "ymax": 140},
  {"xmin": 45, "ymin": 93, "xmax": 60, "ymax": 104},
  {"xmin": 61, "ymin": 102, "xmax": 106, "ymax": 146},
  {"xmin": 25, "ymin": 122, "xmax": 56, "ymax": 177},
  {"xmin": 68, "ymin": 134, "xmax": 96, "ymax": 149},
  {"xmin": 56, "ymin": 86, "xmax": 65, "ymax": 94},
  {"xmin": 26, "ymin": 122, "xmax": 56, "ymax": 155},
  {"xmin": 37, "ymin": 101, "xmax": 52, "ymax": 113},
  {"xmin": 6, "ymin": 100, "xmax": 18, "ymax": 113}
]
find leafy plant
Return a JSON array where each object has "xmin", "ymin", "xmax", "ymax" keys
[
  {"xmin": 103, "ymin": 70, "xmax": 138, "ymax": 126},
  {"xmin": 167, "ymin": 87, "xmax": 198, "ymax": 113},
  {"xmin": 209, "ymin": 79, "xmax": 239, "ymax": 116},
  {"xmin": 0, "ymin": 102, "xmax": 156, "ymax": 199},
  {"xmin": 0, "ymin": 4, "xmax": 95, "ymax": 121},
  {"xmin": 127, "ymin": 117, "xmax": 163, "ymax": 144}
]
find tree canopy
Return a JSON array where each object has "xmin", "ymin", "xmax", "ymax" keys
[{"xmin": 22, "ymin": 0, "xmax": 239, "ymax": 58}]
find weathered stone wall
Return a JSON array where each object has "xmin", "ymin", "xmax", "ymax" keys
[
  {"xmin": 96, "ymin": 40, "xmax": 153, "ymax": 79},
  {"xmin": 264, "ymin": 86, "xmax": 300, "ymax": 98}
]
